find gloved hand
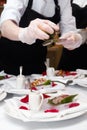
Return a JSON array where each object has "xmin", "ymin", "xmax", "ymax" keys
[
  {"xmin": 78, "ymin": 29, "xmax": 87, "ymax": 44},
  {"xmin": 18, "ymin": 18, "xmax": 59, "ymax": 45},
  {"xmin": 56, "ymin": 32, "xmax": 82, "ymax": 50}
]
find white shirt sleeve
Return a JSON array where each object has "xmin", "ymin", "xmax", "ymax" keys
[
  {"xmin": 73, "ymin": 0, "xmax": 87, "ymax": 7},
  {"xmin": 0, "ymin": 0, "xmax": 28, "ymax": 25},
  {"xmin": 0, "ymin": 0, "xmax": 77, "ymax": 35},
  {"xmin": 59, "ymin": 0, "xmax": 77, "ymax": 35}
]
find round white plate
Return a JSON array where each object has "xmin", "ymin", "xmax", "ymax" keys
[
  {"xmin": 6, "ymin": 89, "xmax": 30, "ymax": 95},
  {"xmin": 38, "ymin": 82, "xmax": 65, "ymax": 94},
  {"xmin": 4, "ymin": 95, "xmax": 87, "ymax": 122},
  {"xmin": 2, "ymin": 81, "xmax": 65, "ymax": 95},
  {"xmin": 36, "ymin": 111, "xmax": 86, "ymax": 122},
  {"xmin": 1, "ymin": 84, "xmax": 30, "ymax": 95},
  {"xmin": 77, "ymin": 83, "xmax": 87, "ymax": 88},
  {"xmin": 4, "ymin": 104, "xmax": 86, "ymax": 122}
]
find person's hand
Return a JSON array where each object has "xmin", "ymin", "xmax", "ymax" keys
[
  {"xmin": 78, "ymin": 29, "xmax": 87, "ymax": 44},
  {"xmin": 55, "ymin": 32, "xmax": 82, "ymax": 50},
  {"xmin": 18, "ymin": 18, "xmax": 59, "ymax": 45}
]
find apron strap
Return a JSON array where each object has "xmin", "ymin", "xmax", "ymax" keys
[
  {"xmin": 54, "ymin": 0, "xmax": 58, "ymax": 5},
  {"xmin": 28, "ymin": 0, "xmax": 59, "ymax": 12},
  {"xmin": 54, "ymin": 0, "xmax": 60, "ymax": 11},
  {"xmin": 28, "ymin": 0, "xmax": 59, "ymax": 9},
  {"xmin": 71, "ymin": 0, "xmax": 73, "ymax": 4},
  {"xmin": 28, "ymin": 0, "xmax": 33, "ymax": 9}
]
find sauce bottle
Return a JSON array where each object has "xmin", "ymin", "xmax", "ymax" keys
[{"xmin": 16, "ymin": 66, "xmax": 25, "ymax": 89}]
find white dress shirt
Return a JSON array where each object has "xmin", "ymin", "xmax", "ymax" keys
[
  {"xmin": 73, "ymin": 0, "xmax": 87, "ymax": 7},
  {"xmin": 0, "ymin": 0, "xmax": 77, "ymax": 35}
]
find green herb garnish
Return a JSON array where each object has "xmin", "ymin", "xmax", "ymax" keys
[
  {"xmin": 48, "ymin": 94, "xmax": 78, "ymax": 106},
  {"xmin": 43, "ymin": 80, "xmax": 51, "ymax": 85}
]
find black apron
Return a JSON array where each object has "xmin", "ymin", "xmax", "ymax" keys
[
  {"xmin": 58, "ymin": 1, "xmax": 87, "ymax": 71},
  {"xmin": 0, "ymin": 0, "xmax": 60, "ymax": 75}
]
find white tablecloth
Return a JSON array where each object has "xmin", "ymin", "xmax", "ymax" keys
[{"xmin": 0, "ymin": 85, "xmax": 87, "ymax": 130}]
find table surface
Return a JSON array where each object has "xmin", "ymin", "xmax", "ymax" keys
[{"xmin": 0, "ymin": 85, "xmax": 87, "ymax": 130}]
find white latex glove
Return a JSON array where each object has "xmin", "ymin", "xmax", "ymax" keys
[
  {"xmin": 56, "ymin": 32, "xmax": 82, "ymax": 50},
  {"xmin": 78, "ymin": 29, "xmax": 87, "ymax": 44},
  {"xmin": 18, "ymin": 18, "xmax": 59, "ymax": 45}
]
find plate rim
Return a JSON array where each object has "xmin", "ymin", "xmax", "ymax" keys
[{"xmin": 5, "ymin": 105, "xmax": 86, "ymax": 122}]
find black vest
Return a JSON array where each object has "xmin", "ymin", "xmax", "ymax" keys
[
  {"xmin": 0, "ymin": 0, "xmax": 60, "ymax": 75},
  {"xmin": 58, "ymin": 0, "xmax": 87, "ymax": 71},
  {"xmin": 71, "ymin": 2, "xmax": 87, "ymax": 28}
]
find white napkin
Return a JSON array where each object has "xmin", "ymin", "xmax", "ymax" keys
[
  {"xmin": 2, "ymin": 81, "xmax": 30, "ymax": 95},
  {"xmin": 76, "ymin": 69, "xmax": 87, "ymax": 75},
  {"xmin": 4, "ymin": 100, "xmax": 29, "ymax": 122},
  {"xmin": 48, "ymin": 76, "xmax": 69, "ymax": 84},
  {"xmin": 71, "ymin": 78, "xmax": 87, "ymax": 87},
  {"xmin": 0, "ymin": 77, "xmax": 17, "ymax": 92},
  {"xmin": 56, "ymin": 103, "xmax": 87, "ymax": 118},
  {"xmin": 0, "ymin": 70, "xmax": 6, "ymax": 75},
  {"xmin": 73, "ymin": 0, "xmax": 87, "ymax": 7},
  {"xmin": 0, "ymin": 71, "xmax": 16, "ymax": 85},
  {"xmin": 4, "ymin": 97, "xmax": 87, "ymax": 121},
  {"xmin": 19, "ymin": 103, "xmax": 87, "ymax": 120}
]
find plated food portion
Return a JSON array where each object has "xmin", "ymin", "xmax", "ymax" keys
[
  {"xmin": 46, "ymin": 69, "xmax": 87, "ymax": 87},
  {"xmin": 55, "ymin": 70, "xmax": 77, "ymax": 77},
  {"xmin": 31, "ymin": 78, "xmax": 51, "ymax": 87},
  {"xmin": 48, "ymin": 94, "xmax": 77, "ymax": 105},
  {"xmin": 29, "ymin": 77, "xmax": 65, "ymax": 94},
  {"xmin": 0, "ymin": 70, "xmax": 15, "ymax": 81},
  {"xmin": 0, "ymin": 68, "xmax": 87, "ymax": 96},
  {"xmin": 2, "ymin": 69, "xmax": 87, "ymax": 121},
  {"xmin": 0, "ymin": 75, "xmax": 65, "ymax": 95},
  {"xmin": 4, "ymin": 90, "xmax": 87, "ymax": 122}
]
